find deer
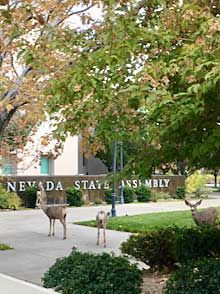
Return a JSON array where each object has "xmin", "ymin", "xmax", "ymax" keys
[
  {"xmin": 96, "ymin": 210, "xmax": 110, "ymax": 248},
  {"xmin": 35, "ymin": 182, "xmax": 67, "ymax": 239},
  {"xmin": 185, "ymin": 199, "xmax": 217, "ymax": 226}
]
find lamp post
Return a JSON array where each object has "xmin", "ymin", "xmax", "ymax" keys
[
  {"xmin": 111, "ymin": 140, "xmax": 117, "ymax": 217},
  {"xmin": 119, "ymin": 142, "xmax": 124, "ymax": 204}
]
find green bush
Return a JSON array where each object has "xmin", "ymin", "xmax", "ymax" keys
[
  {"xmin": 121, "ymin": 227, "xmax": 176, "ymax": 270},
  {"xmin": 121, "ymin": 226, "xmax": 220, "ymax": 271},
  {"xmin": 0, "ymin": 184, "xmax": 21, "ymax": 210},
  {"xmin": 22, "ymin": 185, "xmax": 38, "ymax": 208},
  {"xmin": 43, "ymin": 251, "xmax": 143, "ymax": 294},
  {"xmin": 165, "ymin": 258, "xmax": 220, "ymax": 294},
  {"xmin": 65, "ymin": 187, "xmax": 83, "ymax": 206},
  {"xmin": 173, "ymin": 226, "xmax": 220, "ymax": 263},
  {"xmin": 104, "ymin": 189, "xmax": 113, "ymax": 204},
  {"xmin": 174, "ymin": 186, "xmax": 186, "ymax": 199},
  {"xmin": 135, "ymin": 185, "xmax": 151, "ymax": 202},
  {"xmin": 123, "ymin": 186, "xmax": 134, "ymax": 203}
]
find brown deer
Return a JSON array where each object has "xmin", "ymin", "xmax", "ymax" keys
[
  {"xmin": 185, "ymin": 199, "xmax": 217, "ymax": 226},
  {"xmin": 36, "ymin": 182, "xmax": 67, "ymax": 239},
  {"xmin": 96, "ymin": 211, "xmax": 110, "ymax": 248}
]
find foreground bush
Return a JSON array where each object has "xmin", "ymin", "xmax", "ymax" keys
[
  {"xmin": 121, "ymin": 226, "xmax": 220, "ymax": 271},
  {"xmin": 65, "ymin": 187, "xmax": 83, "ymax": 206},
  {"xmin": 165, "ymin": 258, "xmax": 220, "ymax": 294},
  {"xmin": 121, "ymin": 227, "xmax": 176, "ymax": 270},
  {"xmin": 173, "ymin": 226, "xmax": 220, "ymax": 263},
  {"xmin": 0, "ymin": 184, "xmax": 21, "ymax": 210},
  {"xmin": 22, "ymin": 186, "xmax": 38, "ymax": 208},
  {"xmin": 43, "ymin": 251, "xmax": 143, "ymax": 294}
]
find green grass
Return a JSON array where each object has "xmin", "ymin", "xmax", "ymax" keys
[
  {"xmin": 0, "ymin": 243, "xmax": 13, "ymax": 250},
  {"xmin": 76, "ymin": 210, "xmax": 198, "ymax": 233}
]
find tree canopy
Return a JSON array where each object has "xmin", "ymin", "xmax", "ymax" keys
[
  {"xmin": 45, "ymin": 0, "xmax": 220, "ymax": 175},
  {"xmin": 0, "ymin": 0, "xmax": 101, "ymax": 154}
]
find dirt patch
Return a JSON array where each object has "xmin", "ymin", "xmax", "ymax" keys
[{"xmin": 142, "ymin": 272, "xmax": 169, "ymax": 294}]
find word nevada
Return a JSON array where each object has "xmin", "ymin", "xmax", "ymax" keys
[{"xmin": 6, "ymin": 178, "xmax": 170, "ymax": 192}]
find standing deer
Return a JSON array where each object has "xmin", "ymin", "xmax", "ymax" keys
[
  {"xmin": 185, "ymin": 199, "xmax": 217, "ymax": 226},
  {"xmin": 96, "ymin": 211, "xmax": 110, "ymax": 248},
  {"xmin": 36, "ymin": 182, "xmax": 67, "ymax": 239}
]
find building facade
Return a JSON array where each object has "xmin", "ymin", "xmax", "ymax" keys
[{"xmin": 0, "ymin": 121, "xmax": 108, "ymax": 176}]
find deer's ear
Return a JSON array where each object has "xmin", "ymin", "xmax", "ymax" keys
[
  {"xmin": 185, "ymin": 200, "xmax": 190, "ymax": 206},
  {"xmin": 196, "ymin": 199, "xmax": 202, "ymax": 206}
]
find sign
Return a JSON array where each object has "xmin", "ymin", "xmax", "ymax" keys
[{"xmin": 6, "ymin": 178, "xmax": 171, "ymax": 192}]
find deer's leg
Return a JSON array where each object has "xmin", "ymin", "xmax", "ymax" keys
[
  {"xmin": 60, "ymin": 218, "xmax": 67, "ymax": 240},
  {"xmin": 52, "ymin": 219, "xmax": 55, "ymax": 236},
  {"xmin": 48, "ymin": 218, "xmax": 52, "ymax": 237},
  {"xmin": 97, "ymin": 226, "xmax": 100, "ymax": 245},
  {"xmin": 103, "ymin": 226, "xmax": 106, "ymax": 248}
]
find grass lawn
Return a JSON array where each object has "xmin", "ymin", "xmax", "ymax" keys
[
  {"xmin": 0, "ymin": 243, "xmax": 13, "ymax": 250},
  {"xmin": 76, "ymin": 209, "xmax": 198, "ymax": 233}
]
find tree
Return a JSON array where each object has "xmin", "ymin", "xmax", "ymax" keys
[
  {"xmin": 0, "ymin": 0, "xmax": 99, "ymax": 152},
  {"xmin": 46, "ymin": 1, "xmax": 220, "ymax": 175}
]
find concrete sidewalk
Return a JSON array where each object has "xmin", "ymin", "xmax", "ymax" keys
[
  {"xmin": 0, "ymin": 274, "xmax": 57, "ymax": 294},
  {"xmin": 0, "ymin": 197, "xmax": 220, "ymax": 290}
]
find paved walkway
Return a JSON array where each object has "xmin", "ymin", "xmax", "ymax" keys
[{"xmin": 0, "ymin": 196, "xmax": 220, "ymax": 287}]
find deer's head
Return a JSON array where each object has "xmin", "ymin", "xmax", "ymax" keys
[
  {"xmin": 35, "ymin": 191, "xmax": 42, "ymax": 208},
  {"xmin": 185, "ymin": 199, "xmax": 202, "ymax": 212}
]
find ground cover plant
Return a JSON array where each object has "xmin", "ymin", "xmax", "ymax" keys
[{"xmin": 43, "ymin": 251, "xmax": 142, "ymax": 294}]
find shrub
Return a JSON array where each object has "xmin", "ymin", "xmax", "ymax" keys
[
  {"xmin": 0, "ymin": 184, "xmax": 21, "ymax": 210},
  {"xmin": 22, "ymin": 185, "xmax": 38, "ymax": 208},
  {"xmin": 165, "ymin": 258, "xmax": 220, "ymax": 294},
  {"xmin": 173, "ymin": 226, "xmax": 220, "ymax": 263},
  {"xmin": 123, "ymin": 186, "xmax": 134, "ymax": 203},
  {"xmin": 174, "ymin": 186, "xmax": 186, "ymax": 199},
  {"xmin": 65, "ymin": 187, "xmax": 83, "ymax": 206},
  {"xmin": 186, "ymin": 171, "xmax": 208, "ymax": 196},
  {"xmin": 151, "ymin": 191, "xmax": 171, "ymax": 201},
  {"xmin": 104, "ymin": 189, "xmax": 113, "ymax": 204},
  {"xmin": 121, "ymin": 227, "xmax": 176, "ymax": 270},
  {"xmin": 121, "ymin": 226, "xmax": 220, "ymax": 271},
  {"xmin": 43, "ymin": 251, "xmax": 143, "ymax": 294},
  {"xmin": 135, "ymin": 185, "xmax": 151, "ymax": 202}
]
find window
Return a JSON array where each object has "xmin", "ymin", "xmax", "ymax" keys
[
  {"xmin": 2, "ymin": 163, "xmax": 13, "ymax": 175},
  {"xmin": 1, "ymin": 157, "xmax": 14, "ymax": 175},
  {"xmin": 40, "ymin": 156, "xmax": 49, "ymax": 174}
]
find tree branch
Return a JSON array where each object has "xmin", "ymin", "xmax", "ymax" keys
[{"xmin": 53, "ymin": 4, "xmax": 94, "ymax": 26}]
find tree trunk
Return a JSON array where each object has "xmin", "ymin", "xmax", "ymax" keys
[{"xmin": 0, "ymin": 108, "xmax": 18, "ymax": 145}]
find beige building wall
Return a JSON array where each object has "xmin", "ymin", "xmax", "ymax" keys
[
  {"xmin": 54, "ymin": 136, "xmax": 80, "ymax": 175},
  {"xmin": 16, "ymin": 133, "xmax": 81, "ymax": 176}
]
